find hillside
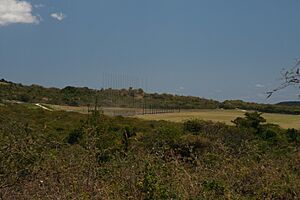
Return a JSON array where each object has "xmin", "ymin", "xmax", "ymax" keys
[
  {"xmin": 0, "ymin": 79, "xmax": 219, "ymax": 109},
  {"xmin": 277, "ymin": 101, "xmax": 300, "ymax": 106},
  {"xmin": 1, "ymin": 79, "xmax": 300, "ymax": 115}
]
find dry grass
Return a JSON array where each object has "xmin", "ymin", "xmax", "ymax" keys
[{"xmin": 136, "ymin": 109, "xmax": 300, "ymax": 129}]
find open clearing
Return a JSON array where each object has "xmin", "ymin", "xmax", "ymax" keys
[
  {"xmin": 136, "ymin": 109, "xmax": 300, "ymax": 129},
  {"xmin": 34, "ymin": 104, "xmax": 300, "ymax": 129}
]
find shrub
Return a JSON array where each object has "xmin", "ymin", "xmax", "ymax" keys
[
  {"xmin": 155, "ymin": 126, "xmax": 182, "ymax": 146},
  {"xmin": 139, "ymin": 163, "xmax": 170, "ymax": 200},
  {"xmin": 141, "ymin": 125, "xmax": 183, "ymax": 157},
  {"xmin": 19, "ymin": 94, "xmax": 31, "ymax": 102},
  {"xmin": 286, "ymin": 128, "xmax": 300, "ymax": 143},
  {"xmin": 183, "ymin": 119, "xmax": 206, "ymax": 133},
  {"xmin": 67, "ymin": 100, "xmax": 79, "ymax": 106},
  {"xmin": 260, "ymin": 128, "xmax": 278, "ymax": 142},
  {"xmin": 232, "ymin": 112, "xmax": 266, "ymax": 131},
  {"xmin": 202, "ymin": 180, "xmax": 225, "ymax": 195},
  {"xmin": 96, "ymin": 151, "xmax": 112, "ymax": 163},
  {"xmin": 258, "ymin": 124, "xmax": 282, "ymax": 144},
  {"xmin": 66, "ymin": 127, "xmax": 85, "ymax": 144},
  {"xmin": 171, "ymin": 134, "xmax": 211, "ymax": 160}
]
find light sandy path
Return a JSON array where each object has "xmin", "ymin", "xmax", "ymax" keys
[{"xmin": 35, "ymin": 103, "xmax": 53, "ymax": 111}]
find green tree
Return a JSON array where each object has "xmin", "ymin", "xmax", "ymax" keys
[{"xmin": 232, "ymin": 112, "xmax": 266, "ymax": 131}]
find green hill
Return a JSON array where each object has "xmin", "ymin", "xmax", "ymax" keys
[
  {"xmin": 1, "ymin": 79, "xmax": 300, "ymax": 115},
  {"xmin": 0, "ymin": 79, "xmax": 219, "ymax": 109},
  {"xmin": 277, "ymin": 101, "xmax": 300, "ymax": 106}
]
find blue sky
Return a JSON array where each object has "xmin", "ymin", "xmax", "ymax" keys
[{"xmin": 1, "ymin": 0, "xmax": 300, "ymax": 103}]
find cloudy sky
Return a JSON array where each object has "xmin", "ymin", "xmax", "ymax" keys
[{"xmin": 1, "ymin": 0, "xmax": 300, "ymax": 103}]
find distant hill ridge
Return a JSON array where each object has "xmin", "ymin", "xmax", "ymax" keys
[
  {"xmin": 0, "ymin": 79, "xmax": 219, "ymax": 109},
  {"xmin": 277, "ymin": 101, "xmax": 300, "ymax": 106},
  {"xmin": 1, "ymin": 79, "xmax": 300, "ymax": 115}
]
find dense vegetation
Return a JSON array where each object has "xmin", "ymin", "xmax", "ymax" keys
[
  {"xmin": 1, "ymin": 79, "xmax": 300, "ymax": 114},
  {"xmin": 1, "ymin": 102, "xmax": 300, "ymax": 199},
  {"xmin": 0, "ymin": 79, "xmax": 218, "ymax": 109}
]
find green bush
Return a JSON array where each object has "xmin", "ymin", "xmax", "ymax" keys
[
  {"xmin": 19, "ymin": 94, "xmax": 31, "ymax": 102},
  {"xmin": 183, "ymin": 119, "xmax": 205, "ymax": 133},
  {"xmin": 66, "ymin": 127, "xmax": 85, "ymax": 144},
  {"xmin": 260, "ymin": 127, "xmax": 279, "ymax": 143},
  {"xmin": 255, "ymin": 124, "xmax": 285, "ymax": 146},
  {"xmin": 286, "ymin": 128, "xmax": 300, "ymax": 143},
  {"xmin": 154, "ymin": 126, "xmax": 183, "ymax": 146},
  {"xmin": 232, "ymin": 112, "xmax": 266, "ymax": 131},
  {"xmin": 172, "ymin": 134, "xmax": 211, "ymax": 159},
  {"xmin": 139, "ymin": 163, "xmax": 170, "ymax": 200},
  {"xmin": 202, "ymin": 180, "xmax": 225, "ymax": 195},
  {"xmin": 1, "ymin": 103, "xmax": 300, "ymax": 199}
]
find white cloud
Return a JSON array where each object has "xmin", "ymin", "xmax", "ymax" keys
[
  {"xmin": 255, "ymin": 83, "xmax": 265, "ymax": 88},
  {"xmin": 51, "ymin": 12, "xmax": 66, "ymax": 21},
  {"xmin": 0, "ymin": 0, "xmax": 38, "ymax": 26}
]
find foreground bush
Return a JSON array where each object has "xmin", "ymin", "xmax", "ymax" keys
[{"xmin": 0, "ymin": 104, "xmax": 300, "ymax": 199}]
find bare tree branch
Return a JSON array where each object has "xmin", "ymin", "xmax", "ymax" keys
[{"xmin": 267, "ymin": 60, "xmax": 300, "ymax": 98}]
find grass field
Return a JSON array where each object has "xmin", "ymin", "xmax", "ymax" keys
[
  {"xmin": 136, "ymin": 109, "xmax": 300, "ymax": 129},
  {"xmin": 34, "ymin": 104, "xmax": 300, "ymax": 129}
]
